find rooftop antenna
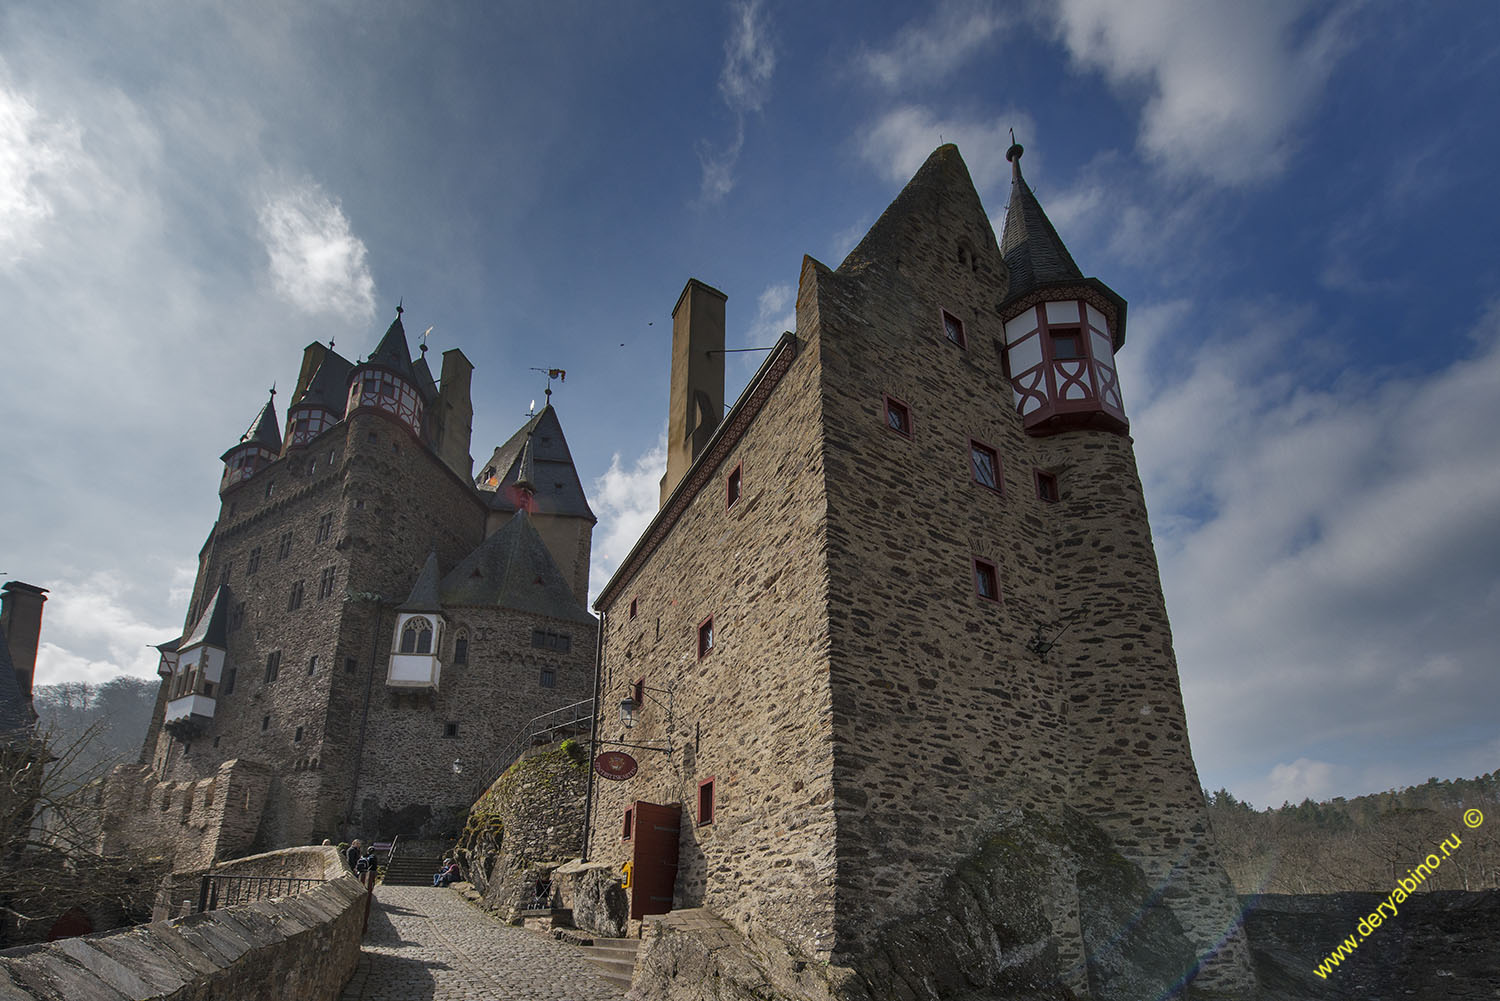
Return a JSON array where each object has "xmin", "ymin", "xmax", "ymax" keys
[{"xmin": 530, "ymin": 367, "xmax": 566, "ymax": 408}]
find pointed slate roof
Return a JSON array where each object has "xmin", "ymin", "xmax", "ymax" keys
[
  {"xmin": 362, "ymin": 314, "xmax": 418, "ymax": 382},
  {"xmin": 223, "ymin": 393, "xmax": 282, "ymax": 460},
  {"xmin": 0, "ymin": 622, "xmax": 36, "ymax": 739},
  {"xmin": 411, "ymin": 354, "xmax": 440, "ymax": 404},
  {"xmin": 439, "ymin": 512, "xmax": 595, "ymax": 624},
  {"xmin": 181, "ymin": 585, "xmax": 230, "ymax": 650},
  {"xmin": 400, "ymin": 550, "xmax": 443, "ymax": 612},
  {"xmin": 999, "ymin": 144, "xmax": 1083, "ymax": 304},
  {"xmin": 292, "ymin": 349, "xmax": 354, "ymax": 415},
  {"xmin": 478, "ymin": 407, "xmax": 596, "ymax": 522}
]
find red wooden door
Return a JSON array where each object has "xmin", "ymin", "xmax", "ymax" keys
[{"xmin": 629, "ymin": 801, "xmax": 681, "ymax": 920}]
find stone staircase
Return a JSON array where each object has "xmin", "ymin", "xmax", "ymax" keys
[
  {"xmin": 573, "ymin": 937, "xmax": 639, "ymax": 990},
  {"xmin": 382, "ymin": 852, "xmax": 445, "ymax": 886}
]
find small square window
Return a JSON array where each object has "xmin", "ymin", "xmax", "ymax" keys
[
  {"xmin": 1051, "ymin": 328, "xmax": 1084, "ymax": 360},
  {"xmin": 629, "ymin": 597, "xmax": 638, "ymax": 620},
  {"xmin": 444, "ymin": 722, "xmax": 459, "ymax": 738},
  {"xmin": 1035, "ymin": 470, "xmax": 1060, "ymax": 503},
  {"xmin": 622, "ymin": 806, "xmax": 634, "ymax": 841},
  {"xmin": 698, "ymin": 777, "xmax": 716, "ymax": 825},
  {"xmin": 973, "ymin": 558, "xmax": 1000, "ymax": 603},
  {"xmin": 941, "ymin": 309, "xmax": 966, "ymax": 348},
  {"xmin": 969, "ymin": 440, "xmax": 1000, "ymax": 492},
  {"xmin": 698, "ymin": 616, "xmax": 714, "ymax": 659},
  {"xmin": 726, "ymin": 464, "xmax": 742, "ymax": 509},
  {"xmin": 540, "ymin": 668, "xmax": 555, "ymax": 688},
  {"xmin": 883, "ymin": 395, "xmax": 912, "ymax": 438}
]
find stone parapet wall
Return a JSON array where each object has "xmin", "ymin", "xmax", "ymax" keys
[
  {"xmin": 97, "ymin": 758, "xmax": 273, "ymax": 870},
  {"xmin": 0, "ymin": 846, "xmax": 366, "ymax": 1001}
]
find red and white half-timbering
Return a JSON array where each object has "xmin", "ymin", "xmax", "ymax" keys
[{"xmin": 1004, "ymin": 298, "xmax": 1126, "ymax": 435}]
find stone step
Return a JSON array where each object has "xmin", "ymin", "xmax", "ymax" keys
[
  {"xmin": 577, "ymin": 937, "xmax": 639, "ymax": 988},
  {"xmin": 381, "ymin": 855, "xmax": 447, "ymax": 886}
]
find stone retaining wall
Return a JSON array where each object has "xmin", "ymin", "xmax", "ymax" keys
[{"xmin": 0, "ymin": 845, "xmax": 366, "ymax": 1001}]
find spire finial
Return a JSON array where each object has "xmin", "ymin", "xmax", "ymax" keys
[
  {"xmin": 269, "ymin": 382, "xmax": 277, "ymax": 399},
  {"xmin": 1006, "ymin": 131, "xmax": 1025, "ymax": 179},
  {"xmin": 396, "ymin": 298, "xmax": 404, "ymax": 318},
  {"xmin": 419, "ymin": 324, "xmax": 432, "ymax": 355},
  {"xmin": 328, "ymin": 337, "xmax": 335, "ymax": 351}
]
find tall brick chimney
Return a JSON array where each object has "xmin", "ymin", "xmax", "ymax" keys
[
  {"xmin": 1, "ymin": 581, "xmax": 48, "ymax": 699},
  {"xmin": 660, "ymin": 279, "xmax": 727, "ymax": 505},
  {"xmin": 437, "ymin": 348, "xmax": 475, "ymax": 481}
]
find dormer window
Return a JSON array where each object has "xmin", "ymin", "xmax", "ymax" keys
[{"xmin": 400, "ymin": 617, "xmax": 434, "ymax": 654}]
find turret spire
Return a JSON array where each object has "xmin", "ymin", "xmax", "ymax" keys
[{"xmin": 1000, "ymin": 143, "xmax": 1083, "ymax": 307}]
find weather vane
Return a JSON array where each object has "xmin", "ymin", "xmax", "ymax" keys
[{"xmin": 529, "ymin": 367, "xmax": 567, "ymax": 411}]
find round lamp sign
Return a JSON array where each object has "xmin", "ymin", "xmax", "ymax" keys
[{"xmin": 594, "ymin": 751, "xmax": 638, "ymax": 781}]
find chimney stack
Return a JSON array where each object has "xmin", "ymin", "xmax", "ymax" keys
[
  {"xmin": 660, "ymin": 279, "xmax": 727, "ymax": 505},
  {"xmin": 1, "ymin": 581, "xmax": 49, "ymax": 699},
  {"xmin": 437, "ymin": 348, "xmax": 475, "ymax": 481}
]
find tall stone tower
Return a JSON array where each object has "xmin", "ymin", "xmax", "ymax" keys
[
  {"xmin": 586, "ymin": 145, "xmax": 1256, "ymax": 999},
  {"xmin": 108, "ymin": 310, "xmax": 597, "ymax": 866}
]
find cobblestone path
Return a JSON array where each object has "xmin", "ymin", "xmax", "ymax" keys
[{"xmin": 339, "ymin": 885, "xmax": 627, "ymax": 1001}]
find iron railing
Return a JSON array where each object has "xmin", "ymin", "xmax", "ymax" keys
[
  {"xmin": 470, "ymin": 698, "xmax": 594, "ymax": 801},
  {"xmin": 197, "ymin": 873, "xmax": 327, "ymax": 913}
]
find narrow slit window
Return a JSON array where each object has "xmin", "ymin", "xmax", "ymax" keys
[
  {"xmin": 622, "ymin": 807, "xmax": 634, "ymax": 840},
  {"xmin": 698, "ymin": 616, "xmax": 715, "ymax": 659},
  {"xmin": 973, "ymin": 558, "xmax": 1000, "ymax": 603},
  {"xmin": 883, "ymin": 395, "xmax": 912, "ymax": 438},
  {"xmin": 726, "ymin": 464, "xmax": 742, "ymax": 509},
  {"xmin": 629, "ymin": 597, "xmax": 638, "ymax": 620},
  {"xmin": 698, "ymin": 777, "xmax": 716, "ymax": 825}
]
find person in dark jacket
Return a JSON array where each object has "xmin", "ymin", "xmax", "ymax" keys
[{"xmin": 346, "ymin": 839, "xmax": 362, "ymax": 871}]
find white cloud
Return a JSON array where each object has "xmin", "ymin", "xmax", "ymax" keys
[
  {"xmin": 1048, "ymin": 0, "xmax": 1356, "ymax": 185},
  {"xmin": 1131, "ymin": 299, "xmax": 1500, "ymax": 802},
  {"xmin": 858, "ymin": 0, "xmax": 1009, "ymax": 90},
  {"xmin": 257, "ymin": 179, "xmax": 376, "ymax": 320},
  {"xmin": 0, "ymin": 72, "xmax": 82, "ymax": 267},
  {"xmin": 699, "ymin": 0, "xmax": 775, "ymax": 204},
  {"xmin": 1263, "ymin": 758, "xmax": 1342, "ymax": 805},
  {"xmin": 32, "ymin": 572, "xmax": 180, "ymax": 685},
  {"xmin": 860, "ymin": 105, "xmax": 1035, "ymax": 197},
  {"xmin": 588, "ymin": 435, "xmax": 668, "ymax": 604}
]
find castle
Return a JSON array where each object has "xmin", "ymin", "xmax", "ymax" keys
[
  {"xmin": 583, "ymin": 144, "xmax": 1257, "ymax": 997},
  {"xmin": 101, "ymin": 314, "xmax": 599, "ymax": 866}
]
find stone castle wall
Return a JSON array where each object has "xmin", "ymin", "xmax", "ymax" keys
[
  {"xmin": 98, "ymin": 759, "xmax": 273, "ymax": 870},
  {"xmin": 810, "ymin": 153, "xmax": 1252, "ymax": 991},
  {"xmin": 588, "ymin": 315, "xmax": 839, "ymax": 960}
]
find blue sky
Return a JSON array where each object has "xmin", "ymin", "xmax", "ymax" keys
[{"xmin": 2, "ymin": 0, "xmax": 1497, "ymax": 809}]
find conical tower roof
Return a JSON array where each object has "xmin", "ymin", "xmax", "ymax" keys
[
  {"xmin": 358, "ymin": 308, "xmax": 418, "ymax": 383},
  {"xmin": 182, "ymin": 585, "xmax": 230, "ymax": 650},
  {"xmin": 999, "ymin": 143, "xmax": 1083, "ymax": 301},
  {"xmin": 222, "ymin": 391, "xmax": 281, "ymax": 460},
  {"xmin": 997, "ymin": 142, "xmax": 1128, "ymax": 347},
  {"xmin": 399, "ymin": 550, "xmax": 443, "ymax": 612},
  {"xmin": 439, "ymin": 512, "xmax": 594, "ymax": 623}
]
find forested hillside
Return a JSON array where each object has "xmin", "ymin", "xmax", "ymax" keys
[
  {"xmin": 31, "ymin": 677, "xmax": 157, "ymax": 780},
  {"xmin": 1207, "ymin": 774, "xmax": 1499, "ymax": 894}
]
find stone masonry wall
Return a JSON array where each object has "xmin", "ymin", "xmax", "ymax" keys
[
  {"xmin": 353, "ymin": 604, "xmax": 595, "ymax": 842},
  {"xmin": 589, "ymin": 310, "xmax": 839, "ymax": 960},
  {"xmin": 0, "ymin": 845, "xmax": 366, "ymax": 1001},
  {"xmin": 98, "ymin": 759, "xmax": 273, "ymax": 870},
  {"xmin": 813, "ymin": 147, "xmax": 1253, "ymax": 993}
]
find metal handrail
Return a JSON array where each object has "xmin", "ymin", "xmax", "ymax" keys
[
  {"xmin": 197, "ymin": 873, "xmax": 326, "ymax": 913},
  {"xmin": 470, "ymin": 698, "xmax": 594, "ymax": 802}
]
